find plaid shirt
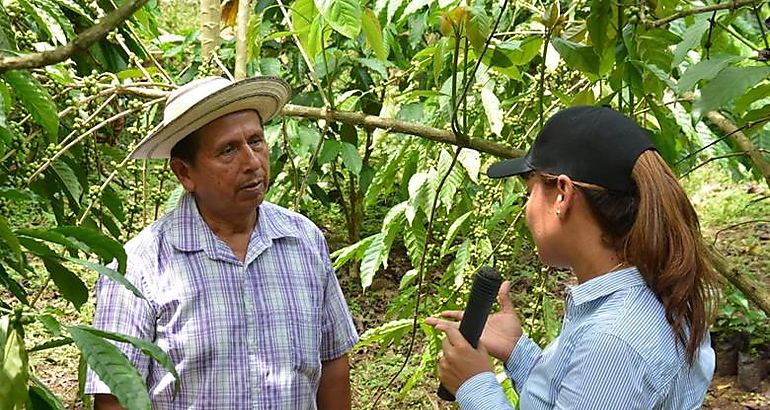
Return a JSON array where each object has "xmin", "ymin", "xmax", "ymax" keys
[{"xmin": 85, "ymin": 193, "xmax": 358, "ymax": 409}]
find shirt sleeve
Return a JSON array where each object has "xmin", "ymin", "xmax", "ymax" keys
[
  {"xmin": 456, "ymin": 372, "xmax": 515, "ymax": 410},
  {"xmin": 454, "ymin": 334, "xmax": 542, "ymax": 409},
  {"xmin": 318, "ymin": 239, "xmax": 358, "ymax": 362},
  {"xmin": 554, "ymin": 332, "xmax": 654, "ymax": 409},
  {"xmin": 85, "ymin": 261, "xmax": 156, "ymax": 394}
]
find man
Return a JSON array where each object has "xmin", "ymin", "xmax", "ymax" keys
[{"xmin": 86, "ymin": 76, "xmax": 359, "ymax": 409}]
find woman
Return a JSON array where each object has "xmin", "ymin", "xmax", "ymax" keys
[{"xmin": 426, "ymin": 106, "xmax": 720, "ymax": 409}]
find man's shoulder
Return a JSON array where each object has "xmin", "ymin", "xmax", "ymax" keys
[
  {"xmin": 261, "ymin": 201, "xmax": 324, "ymax": 237},
  {"xmin": 123, "ymin": 209, "xmax": 178, "ymax": 254}
]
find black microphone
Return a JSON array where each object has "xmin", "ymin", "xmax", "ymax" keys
[{"xmin": 437, "ymin": 266, "xmax": 502, "ymax": 401}]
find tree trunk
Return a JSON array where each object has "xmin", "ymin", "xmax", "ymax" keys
[
  {"xmin": 705, "ymin": 110, "xmax": 770, "ymax": 190},
  {"xmin": 200, "ymin": 0, "xmax": 221, "ymax": 61},
  {"xmin": 234, "ymin": 0, "xmax": 251, "ymax": 79}
]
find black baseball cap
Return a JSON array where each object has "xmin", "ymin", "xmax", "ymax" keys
[{"xmin": 486, "ymin": 106, "xmax": 656, "ymax": 193}]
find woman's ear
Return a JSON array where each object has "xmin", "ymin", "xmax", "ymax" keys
[{"xmin": 554, "ymin": 175, "xmax": 575, "ymax": 217}]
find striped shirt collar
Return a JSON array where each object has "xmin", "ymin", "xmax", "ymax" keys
[
  {"xmin": 568, "ymin": 266, "xmax": 646, "ymax": 307},
  {"xmin": 170, "ymin": 193, "xmax": 301, "ymax": 257}
]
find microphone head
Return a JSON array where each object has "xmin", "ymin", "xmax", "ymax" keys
[{"xmin": 476, "ymin": 266, "xmax": 501, "ymax": 282}]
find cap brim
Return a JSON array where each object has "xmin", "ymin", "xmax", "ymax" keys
[
  {"xmin": 130, "ymin": 77, "xmax": 291, "ymax": 159},
  {"xmin": 486, "ymin": 157, "xmax": 533, "ymax": 178}
]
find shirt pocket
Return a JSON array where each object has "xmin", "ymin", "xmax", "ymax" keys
[{"xmin": 287, "ymin": 307, "xmax": 322, "ymax": 382}]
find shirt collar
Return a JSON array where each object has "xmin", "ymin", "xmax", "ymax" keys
[
  {"xmin": 568, "ymin": 266, "xmax": 646, "ymax": 307},
  {"xmin": 169, "ymin": 193, "xmax": 301, "ymax": 255}
]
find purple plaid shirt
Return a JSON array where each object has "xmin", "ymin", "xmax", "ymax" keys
[{"xmin": 85, "ymin": 193, "xmax": 358, "ymax": 409}]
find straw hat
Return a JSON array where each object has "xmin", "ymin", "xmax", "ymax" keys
[{"xmin": 129, "ymin": 76, "xmax": 291, "ymax": 159}]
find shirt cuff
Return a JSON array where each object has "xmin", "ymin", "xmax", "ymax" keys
[
  {"xmin": 504, "ymin": 334, "xmax": 542, "ymax": 389},
  {"xmin": 456, "ymin": 371, "xmax": 513, "ymax": 410}
]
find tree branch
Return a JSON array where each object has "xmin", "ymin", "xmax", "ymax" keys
[
  {"xmin": 704, "ymin": 110, "xmax": 770, "ymax": 189},
  {"xmin": 0, "ymin": 0, "xmax": 149, "ymax": 74},
  {"xmin": 644, "ymin": 0, "xmax": 762, "ymax": 28},
  {"xmin": 281, "ymin": 104, "xmax": 525, "ymax": 159}
]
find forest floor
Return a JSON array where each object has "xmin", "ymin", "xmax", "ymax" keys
[{"xmin": 23, "ymin": 164, "xmax": 770, "ymax": 409}]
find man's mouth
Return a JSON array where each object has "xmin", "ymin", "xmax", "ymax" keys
[{"xmin": 240, "ymin": 180, "xmax": 264, "ymax": 192}]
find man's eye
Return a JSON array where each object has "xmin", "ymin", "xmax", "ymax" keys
[{"xmin": 221, "ymin": 145, "xmax": 236, "ymax": 155}]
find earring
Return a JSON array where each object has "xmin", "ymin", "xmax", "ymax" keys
[
  {"xmin": 556, "ymin": 208, "xmax": 561, "ymax": 216},
  {"xmin": 557, "ymin": 194, "xmax": 563, "ymax": 202}
]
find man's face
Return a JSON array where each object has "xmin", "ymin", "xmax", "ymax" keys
[{"xmin": 172, "ymin": 110, "xmax": 269, "ymax": 217}]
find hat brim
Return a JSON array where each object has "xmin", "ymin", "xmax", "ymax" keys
[
  {"xmin": 486, "ymin": 156, "xmax": 533, "ymax": 179},
  {"xmin": 129, "ymin": 77, "xmax": 291, "ymax": 159}
]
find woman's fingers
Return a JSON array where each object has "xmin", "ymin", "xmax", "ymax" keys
[
  {"xmin": 424, "ymin": 317, "xmax": 460, "ymax": 330},
  {"xmin": 440, "ymin": 310, "xmax": 464, "ymax": 320},
  {"xmin": 498, "ymin": 280, "xmax": 514, "ymax": 312}
]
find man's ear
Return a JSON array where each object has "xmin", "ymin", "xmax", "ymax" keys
[{"xmin": 170, "ymin": 158, "xmax": 195, "ymax": 193}]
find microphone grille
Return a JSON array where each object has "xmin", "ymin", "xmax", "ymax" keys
[{"xmin": 476, "ymin": 266, "xmax": 501, "ymax": 283}]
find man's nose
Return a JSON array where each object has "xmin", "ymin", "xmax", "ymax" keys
[{"xmin": 240, "ymin": 143, "xmax": 262, "ymax": 169}]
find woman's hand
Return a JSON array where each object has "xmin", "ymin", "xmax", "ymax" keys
[
  {"xmin": 426, "ymin": 281, "xmax": 523, "ymax": 362},
  {"xmin": 432, "ymin": 323, "xmax": 493, "ymax": 395}
]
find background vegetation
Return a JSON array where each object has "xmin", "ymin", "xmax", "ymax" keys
[{"xmin": 0, "ymin": 0, "xmax": 769, "ymax": 408}]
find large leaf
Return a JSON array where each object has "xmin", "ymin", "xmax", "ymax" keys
[
  {"xmin": 65, "ymin": 257, "xmax": 144, "ymax": 300},
  {"xmin": 42, "ymin": 258, "xmax": 88, "ymax": 309},
  {"xmin": 340, "ymin": 142, "xmax": 362, "ymax": 175},
  {"xmin": 676, "ymin": 54, "xmax": 743, "ymax": 93},
  {"xmin": 27, "ymin": 374, "xmax": 66, "ymax": 410},
  {"xmin": 314, "ymin": 0, "xmax": 361, "ymax": 39},
  {"xmin": 2, "ymin": 71, "xmax": 58, "ymax": 141},
  {"xmin": 551, "ymin": 37, "xmax": 599, "ymax": 75},
  {"xmin": 465, "ymin": 5, "xmax": 491, "ymax": 54},
  {"xmin": 440, "ymin": 211, "xmax": 472, "ymax": 257},
  {"xmin": 403, "ymin": 212, "xmax": 426, "ymax": 267},
  {"xmin": 291, "ymin": 0, "xmax": 317, "ymax": 56},
  {"xmin": 671, "ymin": 19, "xmax": 708, "ymax": 68},
  {"xmin": 53, "ymin": 226, "xmax": 126, "ymax": 272},
  {"xmin": 0, "ymin": 214, "xmax": 22, "ymax": 269},
  {"xmin": 587, "ymin": 0, "xmax": 611, "ymax": 56},
  {"xmin": 0, "ymin": 320, "xmax": 29, "ymax": 409},
  {"xmin": 18, "ymin": 0, "xmax": 71, "ymax": 45},
  {"xmin": 360, "ymin": 232, "xmax": 387, "ymax": 290},
  {"xmin": 0, "ymin": 264, "xmax": 28, "ymax": 304},
  {"xmin": 477, "ymin": 65, "xmax": 503, "ymax": 136},
  {"xmin": 362, "ymin": 8, "xmax": 387, "ymax": 60},
  {"xmin": 68, "ymin": 327, "xmax": 151, "ymax": 410},
  {"xmin": 50, "ymin": 160, "xmax": 81, "ymax": 205},
  {"xmin": 70, "ymin": 326, "xmax": 179, "ymax": 391},
  {"xmin": 694, "ymin": 66, "xmax": 770, "ymax": 117}
]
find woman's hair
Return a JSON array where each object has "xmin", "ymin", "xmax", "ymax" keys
[{"xmin": 541, "ymin": 150, "xmax": 720, "ymax": 364}]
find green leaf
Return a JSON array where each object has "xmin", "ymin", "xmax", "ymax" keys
[
  {"xmin": 50, "ymin": 160, "xmax": 81, "ymax": 205},
  {"xmin": 68, "ymin": 327, "xmax": 151, "ymax": 410},
  {"xmin": 102, "ymin": 186, "xmax": 126, "ymax": 222},
  {"xmin": 477, "ymin": 65, "xmax": 503, "ymax": 136},
  {"xmin": 38, "ymin": 314, "xmax": 62, "ymax": 337},
  {"xmin": 360, "ymin": 232, "xmax": 387, "ymax": 290},
  {"xmin": 0, "ymin": 214, "xmax": 22, "ymax": 269},
  {"xmin": 292, "ymin": 0, "xmax": 317, "ymax": 58},
  {"xmin": 734, "ymin": 83, "xmax": 770, "ymax": 115},
  {"xmin": 28, "ymin": 374, "xmax": 66, "ymax": 410},
  {"xmin": 694, "ymin": 66, "xmax": 770, "ymax": 117},
  {"xmin": 362, "ymin": 8, "xmax": 387, "ymax": 60},
  {"xmin": 71, "ymin": 326, "xmax": 179, "ymax": 392},
  {"xmin": 466, "ymin": 5, "xmax": 491, "ymax": 54},
  {"xmin": 306, "ymin": 14, "xmax": 326, "ymax": 62},
  {"xmin": 314, "ymin": 0, "xmax": 361, "ymax": 39},
  {"xmin": 18, "ymin": 0, "xmax": 70, "ymax": 45},
  {"xmin": 672, "ymin": 19, "xmax": 708, "ymax": 68},
  {"xmin": 399, "ymin": 268, "xmax": 418, "ymax": 289},
  {"xmin": 54, "ymin": 226, "xmax": 126, "ymax": 273},
  {"xmin": 65, "ymin": 257, "xmax": 144, "ymax": 300},
  {"xmin": 0, "ymin": 322, "xmax": 29, "ymax": 409},
  {"xmin": 53, "ymin": 0, "xmax": 93, "ymax": 21},
  {"xmin": 331, "ymin": 235, "xmax": 375, "ymax": 270},
  {"xmin": 677, "ymin": 54, "xmax": 742, "ymax": 93},
  {"xmin": 28, "ymin": 337, "xmax": 73, "ymax": 353},
  {"xmin": 404, "ymin": 212, "xmax": 426, "ymax": 267},
  {"xmin": 318, "ymin": 139, "xmax": 340, "ymax": 165},
  {"xmin": 42, "ymin": 258, "xmax": 88, "ymax": 309},
  {"xmin": 458, "ymin": 149, "xmax": 480, "ymax": 183},
  {"xmin": 551, "ymin": 37, "xmax": 599, "ymax": 75},
  {"xmin": 0, "ymin": 264, "xmax": 28, "ymax": 304},
  {"xmin": 587, "ymin": 0, "xmax": 611, "ymax": 56},
  {"xmin": 451, "ymin": 239, "xmax": 471, "ymax": 287},
  {"xmin": 356, "ymin": 319, "xmax": 412, "ymax": 348},
  {"xmin": 440, "ymin": 211, "xmax": 472, "ymax": 257},
  {"xmin": 340, "ymin": 142, "xmax": 362, "ymax": 175},
  {"xmin": 2, "ymin": 70, "xmax": 58, "ymax": 141}
]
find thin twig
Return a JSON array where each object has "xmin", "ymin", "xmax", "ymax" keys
[
  {"xmin": 643, "ymin": 0, "xmax": 762, "ymax": 28},
  {"xmin": 713, "ymin": 219, "xmax": 770, "ymax": 244}
]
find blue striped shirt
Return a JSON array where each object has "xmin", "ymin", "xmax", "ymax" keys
[{"xmin": 457, "ymin": 267, "xmax": 714, "ymax": 409}]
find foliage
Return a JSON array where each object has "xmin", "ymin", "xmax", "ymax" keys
[{"xmin": 0, "ymin": 0, "xmax": 769, "ymax": 407}]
